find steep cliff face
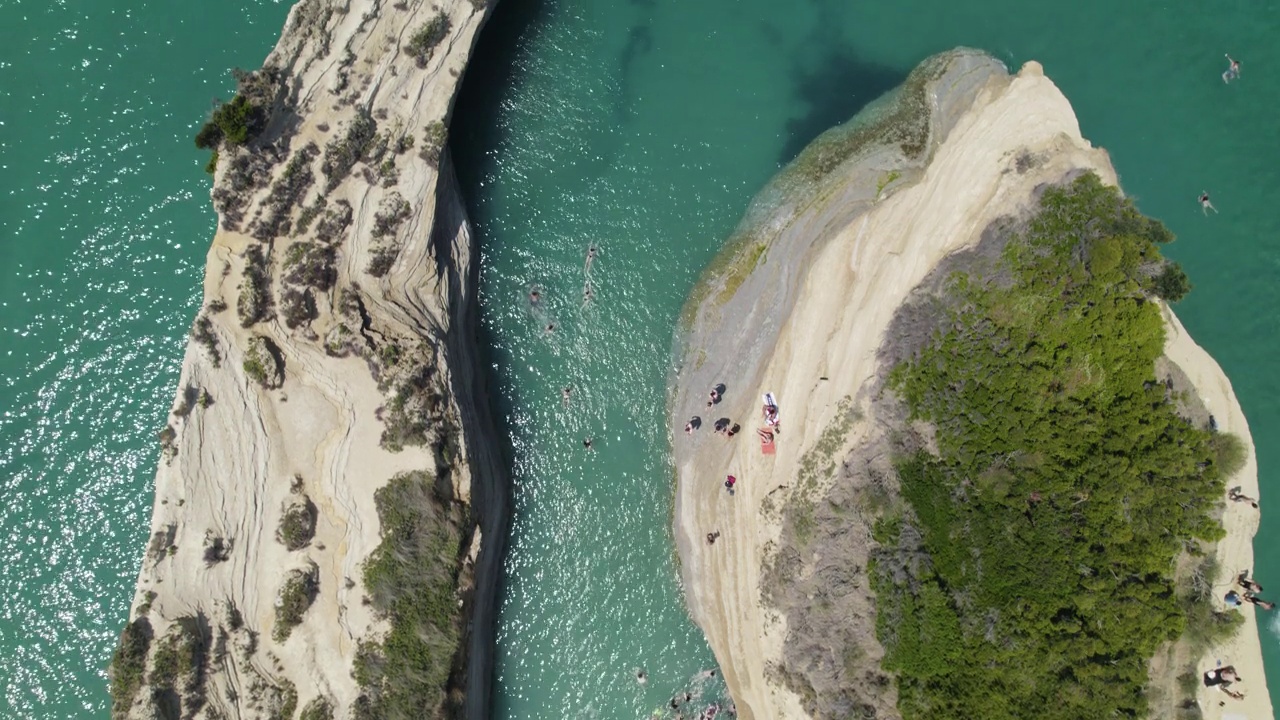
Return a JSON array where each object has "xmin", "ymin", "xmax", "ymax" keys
[
  {"xmin": 109, "ymin": 1, "xmax": 507, "ymax": 719},
  {"xmin": 671, "ymin": 50, "xmax": 1267, "ymax": 720}
]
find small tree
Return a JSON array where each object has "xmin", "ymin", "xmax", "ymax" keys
[{"xmin": 1153, "ymin": 262, "xmax": 1192, "ymax": 302}]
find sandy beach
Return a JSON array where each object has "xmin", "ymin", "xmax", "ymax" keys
[
  {"xmin": 1163, "ymin": 306, "xmax": 1272, "ymax": 720},
  {"xmin": 671, "ymin": 56, "xmax": 1271, "ymax": 720}
]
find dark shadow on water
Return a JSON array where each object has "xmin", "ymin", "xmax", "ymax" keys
[
  {"xmin": 778, "ymin": 48, "xmax": 906, "ymax": 165},
  {"xmin": 452, "ymin": 0, "xmax": 550, "ymax": 202},
  {"xmin": 450, "ymin": 0, "xmax": 551, "ymax": 430}
]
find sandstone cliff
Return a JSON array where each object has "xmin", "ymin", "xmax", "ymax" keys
[
  {"xmin": 671, "ymin": 49, "xmax": 1269, "ymax": 720},
  {"xmin": 109, "ymin": 1, "xmax": 506, "ymax": 718}
]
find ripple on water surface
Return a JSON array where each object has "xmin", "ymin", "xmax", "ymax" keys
[{"xmin": 0, "ymin": 1, "xmax": 288, "ymax": 715}]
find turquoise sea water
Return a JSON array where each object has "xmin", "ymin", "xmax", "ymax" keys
[{"xmin": 4, "ymin": 0, "xmax": 1280, "ymax": 717}]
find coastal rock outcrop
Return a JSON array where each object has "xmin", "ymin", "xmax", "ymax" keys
[
  {"xmin": 671, "ymin": 50, "xmax": 1270, "ymax": 720},
  {"xmin": 109, "ymin": 1, "xmax": 507, "ymax": 718}
]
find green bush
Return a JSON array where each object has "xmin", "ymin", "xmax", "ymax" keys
[
  {"xmin": 1211, "ymin": 431, "xmax": 1247, "ymax": 479},
  {"xmin": 1154, "ymin": 261, "xmax": 1192, "ymax": 302},
  {"xmin": 109, "ymin": 618, "xmax": 152, "ymax": 715},
  {"xmin": 405, "ymin": 13, "xmax": 451, "ymax": 68},
  {"xmin": 300, "ymin": 696, "xmax": 334, "ymax": 720},
  {"xmin": 356, "ymin": 471, "xmax": 464, "ymax": 719},
  {"xmin": 278, "ymin": 496, "xmax": 318, "ymax": 551},
  {"xmin": 237, "ymin": 244, "xmax": 270, "ymax": 327},
  {"xmin": 875, "ymin": 174, "xmax": 1224, "ymax": 719},
  {"xmin": 419, "ymin": 121, "xmax": 447, "ymax": 166},
  {"xmin": 274, "ymin": 564, "xmax": 320, "ymax": 643},
  {"xmin": 195, "ymin": 94, "xmax": 264, "ymax": 148}
]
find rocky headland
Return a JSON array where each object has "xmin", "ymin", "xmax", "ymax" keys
[
  {"xmin": 108, "ymin": 1, "xmax": 506, "ymax": 718},
  {"xmin": 672, "ymin": 49, "xmax": 1271, "ymax": 720}
]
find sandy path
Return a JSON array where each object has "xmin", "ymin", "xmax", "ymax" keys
[{"xmin": 673, "ymin": 58, "xmax": 1271, "ymax": 720}]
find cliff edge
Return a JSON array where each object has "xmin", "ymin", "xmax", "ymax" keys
[
  {"xmin": 108, "ymin": 1, "xmax": 507, "ymax": 718},
  {"xmin": 672, "ymin": 50, "xmax": 1270, "ymax": 720}
]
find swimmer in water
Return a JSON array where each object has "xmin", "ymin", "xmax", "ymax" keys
[
  {"xmin": 529, "ymin": 286, "xmax": 542, "ymax": 305},
  {"xmin": 582, "ymin": 280, "xmax": 595, "ymax": 306},
  {"xmin": 545, "ymin": 322, "xmax": 557, "ymax": 334},
  {"xmin": 1223, "ymin": 53, "xmax": 1241, "ymax": 84},
  {"xmin": 585, "ymin": 245, "xmax": 599, "ymax": 275},
  {"xmin": 1199, "ymin": 191, "xmax": 1218, "ymax": 215},
  {"xmin": 635, "ymin": 668, "xmax": 647, "ymax": 684},
  {"xmin": 562, "ymin": 386, "xmax": 572, "ymax": 407},
  {"xmin": 584, "ymin": 437, "xmax": 594, "ymax": 450}
]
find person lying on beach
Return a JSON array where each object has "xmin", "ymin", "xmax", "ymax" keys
[
  {"xmin": 685, "ymin": 417, "xmax": 701, "ymax": 434},
  {"xmin": 706, "ymin": 388, "xmax": 720, "ymax": 408},
  {"xmin": 726, "ymin": 423, "xmax": 740, "ymax": 438},
  {"xmin": 1225, "ymin": 590, "xmax": 1243, "ymax": 607},
  {"xmin": 1200, "ymin": 192, "xmax": 1218, "ymax": 215},
  {"xmin": 706, "ymin": 532, "xmax": 720, "ymax": 545}
]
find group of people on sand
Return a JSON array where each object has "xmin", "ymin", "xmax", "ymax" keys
[
  {"xmin": 1225, "ymin": 570, "xmax": 1274, "ymax": 611},
  {"xmin": 1208, "ymin": 570, "xmax": 1272, "ymax": 702}
]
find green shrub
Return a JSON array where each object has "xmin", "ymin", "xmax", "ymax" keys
[
  {"xmin": 274, "ymin": 563, "xmax": 320, "ymax": 643},
  {"xmin": 321, "ymin": 112, "xmax": 377, "ymax": 192},
  {"xmin": 418, "ymin": 121, "xmax": 446, "ymax": 166},
  {"xmin": 278, "ymin": 496, "xmax": 318, "ymax": 551},
  {"xmin": 405, "ymin": 13, "xmax": 451, "ymax": 68},
  {"xmin": 283, "ymin": 242, "xmax": 336, "ymax": 289},
  {"xmin": 244, "ymin": 336, "xmax": 284, "ymax": 389},
  {"xmin": 192, "ymin": 314, "xmax": 221, "ymax": 367},
  {"xmin": 300, "ymin": 696, "xmax": 334, "ymax": 720},
  {"xmin": 875, "ymin": 174, "xmax": 1224, "ymax": 719},
  {"xmin": 204, "ymin": 148, "xmax": 220, "ymax": 175},
  {"xmin": 1154, "ymin": 261, "xmax": 1192, "ymax": 302},
  {"xmin": 109, "ymin": 618, "xmax": 152, "ymax": 715},
  {"xmin": 237, "ymin": 244, "xmax": 270, "ymax": 327},
  {"xmin": 208, "ymin": 94, "xmax": 262, "ymax": 147},
  {"xmin": 356, "ymin": 471, "xmax": 464, "ymax": 719},
  {"xmin": 1210, "ymin": 431, "xmax": 1247, "ymax": 479}
]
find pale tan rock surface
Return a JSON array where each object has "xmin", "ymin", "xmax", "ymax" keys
[
  {"xmin": 671, "ymin": 52, "xmax": 1270, "ymax": 720},
  {"xmin": 114, "ymin": 1, "xmax": 506, "ymax": 718}
]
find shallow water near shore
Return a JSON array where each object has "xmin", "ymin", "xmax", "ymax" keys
[{"xmin": 3, "ymin": 0, "xmax": 1280, "ymax": 716}]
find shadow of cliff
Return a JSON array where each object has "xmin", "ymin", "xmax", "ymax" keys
[
  {"xmin": 443, "ymin": 1, "xmax": 552, "ymax": 716},
  {"xmin": 451, "ymin": 0, "xmax": 550, "ymax": 183}
]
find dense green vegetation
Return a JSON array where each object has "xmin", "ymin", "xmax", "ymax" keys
[
  {"xmin": 355, "ymin": 471, "xmax": 465, "ymax": 719},
  {"xmin": 873, "ymin": 174, "xmax": 1233, "ymax": 719},
  {"xmin": 109, "ymin": 618, "xmax": 152, "ymax": 715},
  {"xmin": 195, "ymin": 94, "xmax": 264, "ymax": 150}
]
